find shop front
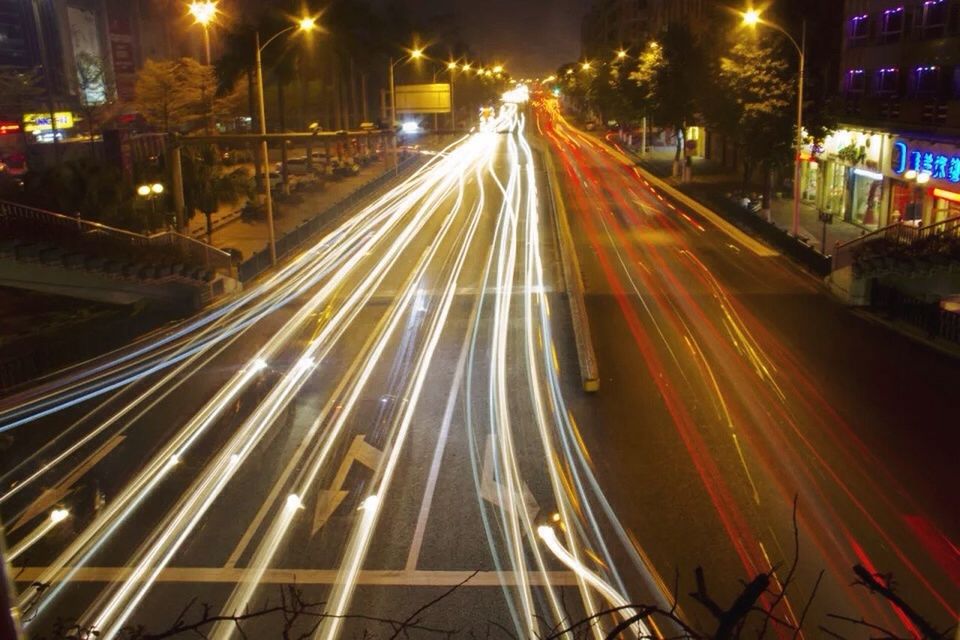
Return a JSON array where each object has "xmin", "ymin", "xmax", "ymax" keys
[
  {"xmin": 889, "ymin": 138, "xmax": 960, "ymax": 226},
  {"xmin": 804, "ymin": 128, "xmax": 889, "ymax": 230}
]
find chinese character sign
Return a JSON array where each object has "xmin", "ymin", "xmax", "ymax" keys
[{"xmin": 892, "ymin": 140, "xmax": 960, "ymax": 184}]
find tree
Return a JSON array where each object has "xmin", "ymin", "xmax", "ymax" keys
[
  {"xmin": 717, "ymin": 35, "xmax": 795, "ymax": 211},
  {"xmin": 181, "ymin": 145, "xmax": 252, "ymax": 241},
  {"xmin": 629, "ymin": 24, "xmax": 709, "ymax": 166},
  {"xmin": 134, "ymin": 58, "xmax": 218, "ymax": 132}
]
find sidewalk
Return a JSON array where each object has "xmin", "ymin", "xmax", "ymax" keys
[
  {"xmin": 186, "ymin": 161, "xmax": 395, "ymax": 262},
  {"xmin": 634, "ymin": 146, "xmax": 868, "ymax": 253}
]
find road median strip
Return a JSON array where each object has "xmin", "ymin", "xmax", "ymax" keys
[{"xmin": 542, "ymin": 149, "xmax": 600, "ymax": 392}]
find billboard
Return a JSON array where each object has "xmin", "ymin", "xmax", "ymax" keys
[
  {"xmin": 395, "ymin": 83, "xmax": 451, "ymax": 114},
  {"xmin": 23, "ymin": 112, "xmax": 75, "ymax": 132}
]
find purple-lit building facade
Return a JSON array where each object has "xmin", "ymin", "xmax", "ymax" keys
[{"xmin": 825, "ymin": 0, "xmax": 960, "ymax": 228}]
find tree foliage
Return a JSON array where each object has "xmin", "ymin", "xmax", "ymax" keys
[
  {"xmin": 134, "ymin": 58, "xmax": 242, "ymax": 132},
  {"xmin": 181, "ymin": 145, "xmax": 252, "ymax": 238},
  {"xmin": 629, "ymin": 24, "xmax": 708, "ymax": 158},
  {"xmin": 717, "ymin": 35, "xmax": 795, "ymax": 185}
]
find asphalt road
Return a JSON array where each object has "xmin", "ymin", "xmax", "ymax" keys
[
  {"xmin": 538, "ymin": 100, "xmax": 958, "ymax": 636},
  {"xmin": 1, "ymin": 111, "xmax": 654, "ymax": 638},
  {"xmin": 1, "ymin": 101, "xmax": 956, "ymax": 640}
]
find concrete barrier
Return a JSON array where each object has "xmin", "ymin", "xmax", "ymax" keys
[{"xmin": 542, "ymin": 150, "xmax": 600, "ymax": 392}]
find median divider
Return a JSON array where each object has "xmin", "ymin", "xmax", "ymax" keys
[{"xmin": 542, "ymin": 149, "xmax": 600, "ymax": 392}]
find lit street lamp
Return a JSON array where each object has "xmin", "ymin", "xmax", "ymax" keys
[
  {"xmin": 137, "ymin": 182, "xmax": 165, "ymax": 224},
  {"xmin": 390, "ymin": 47, "xmax": 424, "ymax": 130},
  {"xmin": 188, "ymin": 0, "xmax": 217, "ymax": 64},
  {"xmin": 256, "ymin": 15, "xmax": 317, "ymax": 265},
  {"xmin": 743, "ymin": 6, "xmax": 806, "ymax": 237}
]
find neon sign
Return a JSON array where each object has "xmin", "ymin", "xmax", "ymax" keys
[{"xmin": 892, "ymin": 140, "xmax": 960, "ymax": 184}]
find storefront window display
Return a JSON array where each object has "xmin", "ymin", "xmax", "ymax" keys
[
  {"xmin": 932, "ymin": 190, "xmax": 960, "ymax": 223},
  {"xmin": 822, "ymin": 161, "xmax": 846, "ymax": 215},
  {"xmin": 889, "ymin": 180, "xmax": 912, "ymax": 223},
  {"xmin": 801, "ymin": 160, "xmax": 819, "ymax": 202},
  {"xmin": 850, "ymin": 169, "xmax": 884, "ymax": 228}
]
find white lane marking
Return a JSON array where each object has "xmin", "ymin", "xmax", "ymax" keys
[
  {"xmin": 12, "ymin": 566, "xmax": 581, "ymax": 586},
  {"xmin": 479, "ymin": 436, "xmax": 540, "ymax": 526},
  {"xmin": 312, "ymin": 435, "xmax": 383, "ymax": 535},
  {"xmin": 404, "ymin": 315, "xmax": 474, "ymax": 571},
  {"xmin": 8, "ymin": 435, "xmax": 125, "ymax": 534}
]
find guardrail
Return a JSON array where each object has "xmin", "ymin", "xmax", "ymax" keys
[
  {"xmin": 0, "ymin": 200, "xmax": 232, "ymax": 273},
  {"xmin": 237, "ymin": 156, "xmax": 422, "ymax": 282},
  {"xmin": 870, "ymin": 283, "xmax": 960, "ymax": 346},
  {"xmin": 832, "ymin": 215, "xmax": 960, "ymax": 272}
]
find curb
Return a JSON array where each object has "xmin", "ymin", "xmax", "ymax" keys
[{"xmin": 542, "ymin": 149, "xmax": 600, "ymax": 392}]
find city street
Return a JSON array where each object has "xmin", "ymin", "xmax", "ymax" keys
[
  {"xmin": 0, "ymin": 105, "xmax": 956, "ymax": 638},
  {"xmin": 2, "ymin": 111, "xmax": 667, "ymax": 638},
  {"xmin": 538, "ymin": 101, "xmax": 958, "ymax": 635}
]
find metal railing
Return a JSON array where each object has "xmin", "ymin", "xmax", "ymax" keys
[
  {"xmin": 0, "ymin": 200, "xmax": 232, "ymax": 272},
  {"xmin": 238, "ymin": 156, "xmax": 422, "ymax": 282},
  {"xmin": 832, "ymin": 215, "xmax": 960, "ymax": 271},
  {"xmin": 870, "ymin": 283, "xmax": 960, "ymax": 346}
]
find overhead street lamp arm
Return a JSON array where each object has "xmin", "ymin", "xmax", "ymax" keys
[
  {"xmin": 259, "ymin": 25, "xmax": 297, "ymax": 52},
  {"xmin": 756, "ymin": 18, "xmax": 803, "ymax": 58}
]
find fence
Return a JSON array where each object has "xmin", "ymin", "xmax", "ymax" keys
[
  {"xmin": 833, "ymin": 215, "xmax": 960, "ymax": 271},
  {"xmin": 0, "ymin": 200, "xmax": 232, "ymax": 273},
  {"xmin": 870, "ymin": 282, "xmax": 960, "ymax": 346},
  {"xmin": 237, "ymin": 157, "xmax": 422, "ymax": 283}
]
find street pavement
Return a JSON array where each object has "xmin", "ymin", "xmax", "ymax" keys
[
  {"xmin": 1, "ymin": 112, "xmax": 651, "ymax": 638},
  {"xmin": 538, "ymin": 99, "xmax": 957, "ymax": 636},
  {"xmin": 0, "ymin": 102, "xmax": 956, "ymax": 640}
]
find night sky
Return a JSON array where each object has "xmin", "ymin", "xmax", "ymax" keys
[{"xmin": 398, "ymin": 0, "xmax": 588, "ymax": 77}]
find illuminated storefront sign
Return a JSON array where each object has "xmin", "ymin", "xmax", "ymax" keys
[
  {"xmin": 23, "ymin": 112, "xmax": 74, "ymax": 132},
  {"xmin": 892, "ymin": 140, "xmax": 960, "ymax": 183}
]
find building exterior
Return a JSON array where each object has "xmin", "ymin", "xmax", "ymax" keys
[
  {"xmin": 580, "ymin": 0, "xmax": 707, "ymax": 60},
  {"xmin": 814, "ymin": 0, "xmax": 960, "ymax": 229},
  {"xmin": 0, "ymin": 0, "xmax": 197, "ymax": 144}
]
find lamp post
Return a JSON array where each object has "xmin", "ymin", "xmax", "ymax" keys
[
  {"xmin": 743, "ymin": 7, "xmax": 806, "ymax": 237},
  {"xmin": 188, "ymin": 0, "xmax": 217, "ymax": 64},
  {"xmin": 137, "ymin": 182, "xmax": 165, "ymax": 228},
  {"xmin": 256, "ymin": 16, "xmax": 316, "ymax": 265},
  {"xmin": 431, "ymin": 60, "xmax": 460, "ymax": 133},
  {"xmin": 389, "ymin": 47, "xmax": 424, "ymax": 129}
]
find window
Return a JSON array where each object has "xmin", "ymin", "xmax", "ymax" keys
[
  {"xmin": 914, "ymin": 65, "xmax": 940, "ymax": 96},
  {"xmin": 922, "ymin": 0, "xmax": 946, "ymax": 36},
  {"xmin": 875, "ymin": 68, "xmax": 900, "ymax": 94},
  {"xmin": 847, "ymin": 69, "xmax": 866, "ymax": 93},
  {"xmin": 850, "ymin": 14, "xmax": 870, "ymax": 40},
  {"xmin": 880, "ymin": 7, "xmax": 904, "ymax": 42}
]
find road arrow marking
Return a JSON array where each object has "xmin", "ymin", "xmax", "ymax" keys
[
  {"xmin": 312, "ymin": 435, "xmax": 383, "ymax": 535},
  {"xmin": 479, "ymin": 437, "xmax": 540, "ymax": 525},
  {"xmin": 9, "ymin": 435, "xmax": 125, "ymax": 534}
]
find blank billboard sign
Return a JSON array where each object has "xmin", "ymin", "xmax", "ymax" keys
[{"xmin": 395, "ymin": 83, "xmax": 451, "ymax": 114}]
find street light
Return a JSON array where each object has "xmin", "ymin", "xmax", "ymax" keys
[
  {"xmin": 389, "ymin": 46, "xmax": 426, "ymax": 129},
  {"xmin": 137, "ymin": 182, "xmax": 165, "ymax": 223},
  {"xmin": 743, "ymin": 6, "xmax": 806, "ymax": 237},
  {"xmin": 188, "ymin": 0, "xmax": 217, "ymax": 64},
  {"xmin": 581, "ymin": 61, "xmax": 592, "ymax": 71},
  {"xmin": 615, "ymin": 49, "xmax": 628, "ymax": 60},
  {"xmin": 256, "ymin": 15, "xmax": 317, "ymax": 265}
]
